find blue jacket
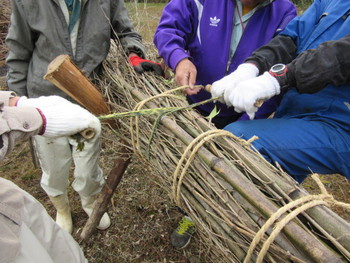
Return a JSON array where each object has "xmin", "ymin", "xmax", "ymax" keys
[
  {"xmin": 154, "ymin": 0, "xmax": 297, "ymax": 118},
  {"xmin": 275, "ymin": 0, "xmax": 350, "ymax": 132}
]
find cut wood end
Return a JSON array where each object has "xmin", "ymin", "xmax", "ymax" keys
[{"xmin": 44, "ymin": 54, "xmax": 71, "ymax": 80}]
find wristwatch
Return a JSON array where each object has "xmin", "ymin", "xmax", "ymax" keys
[
  {"xmin": 269, "ymin": 64, "xmax": 287, "ymax": 77},
  {"xmin": 269, "ymin": 64, "xmax": 289, "ymax": 89}
]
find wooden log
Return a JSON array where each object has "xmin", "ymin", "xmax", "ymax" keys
[
  {"xmin": 44, "ymin": 54, "xmax": 132, "ymax": 241},
  {"xmin": 44, "ymin": 54, "xmax": 109, "ymax": 115}
]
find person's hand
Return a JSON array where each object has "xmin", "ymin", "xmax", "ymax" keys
[
  {"xmin": 17, "ymin": 96, "xmax": 101, "ymax": 138},
  {"xmin": 175, "ymin": 58, "xmax": 200, "ymax": 95},
  {"xmin": 211, "ymin": 63, "xmax": 259, "ymax": 104},
  {"xmin": 226, "ymin": 72, "xmax": 280, "ymax": 119},
  {"xmin": 129, "ymin": 55, "xmax": 164, "ymax": 76}
]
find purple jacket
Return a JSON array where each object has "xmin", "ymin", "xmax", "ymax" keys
[{"xmin": 154, "ymin": 0, "xmax": 297, "ymax": 119}]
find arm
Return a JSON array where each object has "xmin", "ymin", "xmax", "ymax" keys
[
  {"xmin": 6, "ymin": 0, "xmax": 36, "ymax": 96},
  {"xmin": 111, "ymin": 0, "xmax": 163, "ymax": 75},
  {"xmin": 111, "ymin": 0, "xmax": 145, "ymax": 57},
  {"xmin": 245, "ymin": 0, "xmax": 322, "ymax": 74},
  {"xmin": 153, "ymin": 0, "xmax": 198, "ymax": 91},
  {"xmin": 225, "ymin": 33, "xmax": 350, "ymax": 119},
  {"xmin": 0, "ymin": 92, "xmax": 103, "ymax": 159},
  {"xmin": 245, "ymin": 34, "xmax": 298, "ymax": 74},
  {"xmin": 0, "ymin": 91, "xmax": 43, "ymax": 159},
  {"xmin": 280, "ymin": 34, "xmax": 350, "ymax": 93},
  {"xmin": 153, "ymin": 0, "xmax": 196, "ymax": 70}
]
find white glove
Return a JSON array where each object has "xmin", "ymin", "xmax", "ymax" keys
[
  {"xmin": 211, "ymin": 63, "xmax": 259, "ymax": 104},
  {"xmin": 17, "ymin": 96, "xmax": 100, "ymax": 138},
  {"xmin": 226, "ymin": 72, "xmax": 281, "ymax": 119}
]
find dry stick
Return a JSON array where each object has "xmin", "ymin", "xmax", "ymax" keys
[
  {"xmin": 244, "ymin": 194, "xmax": 330, "ymax": 263},
  {"xmin": 116, "ymin": 78, "xmax": 342, "ymax": 262},
  {"xmin": 181, "ymin": 187, "xmax": 248, "ymax": 262},
  {"xmin": 182, "ymin": 186, "xmax": 306, "ymax": 263},
  {"xmin": 244, "ymin": 150, "xmax": 350, "ymax": 256},
  {"xmin": 44, "ymin": 54, "xmax": 133, "ymax": 241},
  {"xmin": 223, "ymin": 136, "xmax": 350, "ymax": 256},
  {"xmin": 256, "ymin": 200, "xmax": 328, "ymax": 263},
  {"xmin": 175, "ymin": 132, "xmax": 311, "ymax": 262},
  {"xmin": 102, "ymin": 49, "xmax": 348, "ymax": 262}
]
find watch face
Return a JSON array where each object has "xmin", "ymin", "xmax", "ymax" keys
[
  {"xmin": 272, "ymin": 64, "xmax": 285, "ymax": 72},
  {"xmin": 270, "ymin": 64, "xmax": 287, "ymax": 76}
]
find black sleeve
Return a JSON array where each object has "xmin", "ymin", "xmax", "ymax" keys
[
  {"xmin": 245, "ymin": 34, "xmax": 298, "ymax": 74},
  {"xmin": 285, "ymin": 34, "xmax": 350, "ymax": 93}
]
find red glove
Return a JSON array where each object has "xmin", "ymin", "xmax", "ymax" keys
[{"xmin": 129, "ymin": 56, "xmax": 164, "ymax": 76}]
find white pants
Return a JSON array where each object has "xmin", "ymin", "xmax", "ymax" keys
[{"xmin": 34, "ymin": 132, "xmax": 104, "ymax": 197}]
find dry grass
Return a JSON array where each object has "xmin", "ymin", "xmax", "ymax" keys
[
  {"xmin": 0, "ymin": 2, "xmax": 209, "ymax": 262},
  {"xmin": 0, "ymin": 2, "xmax": 349, "ymax": 263},
  {"xmin": 0, "ymin": 0, "xmax": 11, "ymax": 63}
]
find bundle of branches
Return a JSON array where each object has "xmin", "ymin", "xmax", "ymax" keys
[
  {"xmin": 0, "ymin": 0, "xmax": 11, "ymax": 63},
  {"xmin": 97, "ymin": 42, "xmax": 350, "ymax": 263}
]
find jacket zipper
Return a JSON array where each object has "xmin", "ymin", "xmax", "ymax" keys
[{"xmin": 225, "ymin": 0, "xmax": 266, "ymax": 75}]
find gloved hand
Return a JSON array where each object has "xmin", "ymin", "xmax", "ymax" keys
[
  {"xmin": 226, "ymin": 72, "xmax": 280, "ymax": 119},
  {"xmin": 211, "ymin": 63, "xmax": 259, "ymax": 104},
  {"xmin": 17, "ymin": 96, "xmax": 101, "ymax": 138},
  {"xmin": 129, "ymin": 55, "xmax": 164, "ymax": 76}
]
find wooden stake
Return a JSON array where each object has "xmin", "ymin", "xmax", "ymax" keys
[{"xmin": 44, "ymin": 54, "xmax": 109, "ymax": 115}]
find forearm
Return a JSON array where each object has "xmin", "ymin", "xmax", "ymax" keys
[
  {"xmin": 245, "ymin": 35, "xmax": 297, "ymax": 74},
  {"xmin": 153, "ymin": 0, "xmax": 195, "ymax": 70},
  {"xmin": 285, "ymin": 35, "xmax": 350, "ymax": 93},
  {"xmin": 0, "ymin": 105, "xmax": 42, "ymax": 159},
  {"xmin": 112, "ymin": 0, "xmax": 145, "ymax": 57}
]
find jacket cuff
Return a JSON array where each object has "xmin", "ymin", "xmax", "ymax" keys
[
  {"xmin": 244, "ymin": 59, "xmax": 264, "ymax": 75},
  {"xmin": 35, "ymin": 108, "xmax": 46, "ymax": 135},
  {"xmin": 169, "ymin": 49, "xmax": 190, "ymax": 70},
  {"xmin": 275, "ymin": 63, "xmax": 296, "ymax": 90},
  {"xmin": 0, "ymin": 91, "xmax": 17, "ymax": 106}
]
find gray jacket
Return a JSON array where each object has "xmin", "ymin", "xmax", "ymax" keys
[
  {"xmin": 0, "ymin": 91, "xmax": 41, "ymax": 159},
  {"xmin": 0, "ymin": 91, "xmax": 87, "ymax": 262},
  {"xmin": 6, "ymin": 0, "xmax": 145, "ymax": 99},
  {"xmin": 0, "ymin": 177, "xmax": 87, "ymax": 263}
]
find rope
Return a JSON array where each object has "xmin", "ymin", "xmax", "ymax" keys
[
  {"xmin": 172, "ymin": 129, "xmax": 257, "ymax": 206},
  {"xmin": 129, "ymin": 85, "xmax": 187, "ymax": 161},
  {"xmin": 128, "ymin": 84, "xmax": 219, "ymax": 161},
  {"xmin": 130, "ymin": 93, "xmax": 180, "ymax": 162},
  {"xmin": 244, "ymin": 173, "xmax": 350, "ymax": 263}
]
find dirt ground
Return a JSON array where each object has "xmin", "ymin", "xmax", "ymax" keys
[
  {"xmin": 1, "ymin": 2, "xmax": 350, "ymax": 263},
  {"xmin": 0, "ymin": 130, "xmax": 210, "ymax": 263}
]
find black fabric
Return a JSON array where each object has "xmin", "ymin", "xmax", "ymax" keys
[
  {"xmin": 245, "ymin": 34, "xmax": 350, "ymax": 94},
  {"xmin": 133, "ymin": 62, "xmax": 164, "ymax": 76},
  {"xmin": 245, "ymin": 35, "xmax": 298, "ymax": 74},
  {"xmin": 287, "ymin": 34, "xmax": 350, "ymax": 93}
]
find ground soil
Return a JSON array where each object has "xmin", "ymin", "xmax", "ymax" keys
[{"xmin": 1, "ymin": 2, "xmax": 349, "ymax": 263}]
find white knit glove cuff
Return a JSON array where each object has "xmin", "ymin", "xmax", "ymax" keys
[
  {"xmin": 260, "ymin": 72, "xmax": 281, "ymax": 97},
  {"xmin": 235, "ymin": 63, "xmax": 260, "ymax": 79},
  {"xmin": 17, "ymin": 96, "xmax": 101, "ymax": 138}
]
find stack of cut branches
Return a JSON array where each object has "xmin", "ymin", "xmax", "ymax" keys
[
  {"xmin": 0, "ymin": 0, "xmax": 10, "ymax": 63},
  {"xmin": 98, "ymin": 42, "xmax": 350, "ymax": 263}
]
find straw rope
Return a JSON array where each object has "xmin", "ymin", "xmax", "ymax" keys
[
  {"xmin": 128, "ymin": 84, "xmax": 220, "ymax": 161},
  {"xmin": 172, "ymin": 129, "xmax": 256, "ymax": 206},
  {"xmin": 244, "ymin": 173, "xmax": 350, "ymax": 263}
]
